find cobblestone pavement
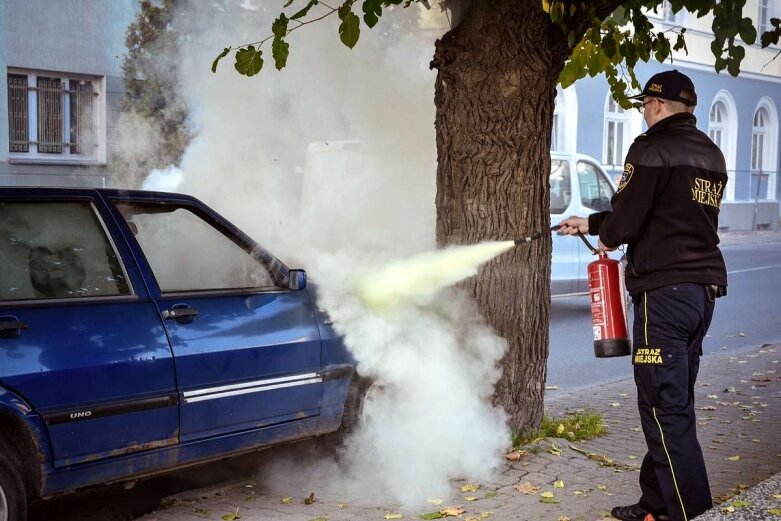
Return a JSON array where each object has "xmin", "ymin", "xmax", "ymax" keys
[{"xmin": 135, "ymin": 344, "xmax": 780, "ymax": 521}]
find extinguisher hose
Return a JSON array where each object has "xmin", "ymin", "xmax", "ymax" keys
[{"xmin": 576, "ymin": 231, "xmax": 598, "ymax": 254}]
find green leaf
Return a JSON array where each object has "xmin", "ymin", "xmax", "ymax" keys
[
  {"xmin": 739, "ymin": 18, "xmax": 757, "ymax": 44},
  {"xmin": 272, "ymin": 14, "xmax": 289, "ymax": 38},
  {"xmin": 211, "ymin": 47, "xmax": 230, "ymax": 73},
  {"xmin": 363, "ymin": 0, "xmax": 382, "ymax": 28},
  {"xmin": 284, "ymin": 0, "xmax": 294, "ymax": 7},
  {"xmin": 339, "ymin": 11, "xmax": 360, "ymax": 48},
  {"xmin": 234, "ymin": 45, "xmax": 264, "ymax": 76},
  {"xmin": 272, "ymin": 37, "xmax": 290, "ymax": 70},
  {"xmin": 419, "ymin": 513, "xmax": 444, "ymax": 520},
  {"xmin": 290, "ymin": 0, "xmax": 319, "ymax": 21}
]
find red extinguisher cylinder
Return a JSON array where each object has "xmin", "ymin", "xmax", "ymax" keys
[{"xmin": 587, "ymin": 253, "xmax": 631, "ymax": 358}]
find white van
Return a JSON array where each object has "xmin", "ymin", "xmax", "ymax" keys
[{"xmin": 550, "ymin": 152, "xmax": 620, "ymax": 296}]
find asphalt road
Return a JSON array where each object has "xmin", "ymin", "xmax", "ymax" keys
[{"xmin": 547, "ymin": 240, "xmax": 781, "ymax": 390}]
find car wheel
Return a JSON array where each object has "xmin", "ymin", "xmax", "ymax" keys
[
  {"xmin": 0, "ymin": 451, "xmax": 26, "ymax": 521},
  {"xmin": 317, "ymin": 374, "xmax": 374, "ymax": 450}
]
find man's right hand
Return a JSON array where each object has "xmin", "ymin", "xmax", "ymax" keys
[{"xmin": 557, "ymin": 216, "xmax": 589, "ymax": 236}]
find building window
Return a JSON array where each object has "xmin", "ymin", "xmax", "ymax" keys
[
  {"xmin": 707, "ymin": 91, "xmax": 738, "ymax": 201},
  {"xmin": 709, "ymin": 102, "xmax": 725, "ymax": 148},
  {"xmin": 750, "ymin": 99, "xmax": 779, "ymax": 201},
  {"xmin": 661, "ymin": 0, "xmax": 685, "ymax": 25},
  {"xmin": 758, "ymin": 0, "xmax": 781, "ymax": 36},
  {"xmin": 6, "ymin": 70, "xmax": 102, "ymax": 161},
  {"xmin": 603, "ymin": 96, "xmax": 629, "ymax": 169}
]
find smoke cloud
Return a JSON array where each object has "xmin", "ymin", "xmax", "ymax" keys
[{"xmin": 125, "ymin": 0, "xmax": 512, "ymax": 507}]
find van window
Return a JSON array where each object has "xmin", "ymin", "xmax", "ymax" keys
[
  {"xmin": 577, "ymin": 161, "xmax": 614, "ymax": 212},
  {"xmin": 549, "ymin": 159, "xmax": 571, "ymax": 214},
  {"xmin": 0, "ymin": 201, "xmax": 130, "ymax": 301}
]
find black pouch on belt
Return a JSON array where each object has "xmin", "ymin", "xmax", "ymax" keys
[{"xmin": 705, "ymin": 284, "xmax": 727, "ymax": 302}]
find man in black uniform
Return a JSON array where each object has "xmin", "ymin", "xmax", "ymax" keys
[{"xmin": 558, "ymin": 70, "xmax": 728, "ymax": 521}]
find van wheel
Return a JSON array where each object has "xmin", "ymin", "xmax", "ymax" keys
[{"xmin": 0, "ymin": 452, "xmax": 26, "ymax": 521}]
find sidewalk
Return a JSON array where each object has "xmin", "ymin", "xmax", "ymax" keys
[{"xmin": 138, "ymin": 344, "xmax": 780, "ymax": 521}]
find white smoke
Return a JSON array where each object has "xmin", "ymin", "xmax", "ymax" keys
[{"xmin": 136, "ymin": 0, "xmax": 512, "ymax": 507}]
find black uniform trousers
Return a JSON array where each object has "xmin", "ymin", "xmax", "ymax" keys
[{"xmin": 632, "ymin": 283, "xmax": 715, "ymax": 521}]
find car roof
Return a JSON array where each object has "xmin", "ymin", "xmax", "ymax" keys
[{"xmin": 0, "ymin": 186, "xmax": 201, "ymax": 204}]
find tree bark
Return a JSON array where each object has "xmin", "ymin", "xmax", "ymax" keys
[{"xmin": 431, "ymin": 0, "xmax": 571, "ymax": 432}]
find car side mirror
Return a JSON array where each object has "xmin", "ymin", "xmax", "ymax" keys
[{"xmin": 288, "ymin": 269, "xmax": 307, "ymax": 290}]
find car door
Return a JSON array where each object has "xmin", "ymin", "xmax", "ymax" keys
[
  {"xmin": 575, "ymin": 160, "xmax": 618, "ymax": 292},
  {"xmin": 109, "ymin": 197, "xmax": 323, "ymax": 443},
  {"xmin": 550, "ymin": 158, "xmax": 577, "ymax": 295},
  {"xmin": 0, "ymin": 191, "xmax": 178, "ymax": 468}
]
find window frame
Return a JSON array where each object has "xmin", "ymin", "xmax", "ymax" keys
[
  {"xmin": 749, "ymin": 98, "xmax": 779, "ymax": 201},
  {"xmin": 113, "ymin": 200, "xmax": 289, "ymax": 297},
  {"xmin": 577, "ymin": 160, "xmax": 615, "ymax": 212},
  {"xmin": 602, "ymin": 96, "xmax": 631, "ymax": 170},
  {"xmin": 0, "ymin": 198, "xmax": 136, "ymax": 306},
  {"xmin": 6, "ymin": 68, "xmax": 106, "ymax": 165}
]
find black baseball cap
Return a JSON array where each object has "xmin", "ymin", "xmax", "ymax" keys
[{"xmin": 629, "ymin": 69, "xmax": 697, "ymax": 107}]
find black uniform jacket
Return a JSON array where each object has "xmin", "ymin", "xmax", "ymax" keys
[{"xmin": 588, "ymin": 112, "xmax": 728, "ymax": 295}]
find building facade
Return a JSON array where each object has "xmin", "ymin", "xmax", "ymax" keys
[
  {"xmin": 553, "ymin": 0, "xmax": 781, "ymax": 230},
  {"xmin": 1, "ymin": 0, "xmax": 137, "ymax": 188}
]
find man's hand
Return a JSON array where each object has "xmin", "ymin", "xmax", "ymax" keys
[
  {"xmin": 557, "ymin": 216, "xmax": 588, "ymax": 235},
  {"xmin": 597, "ymin": 239, "xmax": 617, "ymax": 253}
]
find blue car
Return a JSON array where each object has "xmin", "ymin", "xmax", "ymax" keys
[{"xmin": 0, "ymin": 187, "xmax": 356, "ymax": 521}]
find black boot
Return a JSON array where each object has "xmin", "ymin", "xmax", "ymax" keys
[{"xmin": 610, "ymin": 503, "xmax": 649, "ymax": 521}]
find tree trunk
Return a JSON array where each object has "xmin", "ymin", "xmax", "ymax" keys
[{"xmin": 431, "ymin": 0, "xmax": 570, "ymax": 432}]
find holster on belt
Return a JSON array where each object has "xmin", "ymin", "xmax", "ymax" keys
[{"xmin": 705, "ymin": 284, "xmax": 727, "ymax": 302}]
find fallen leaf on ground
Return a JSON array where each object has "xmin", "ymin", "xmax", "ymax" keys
[
  {"xmin": 696, "ymin": 406, "xmax": 717, "ymax": 410},
  {"xmin": 545, "ymin": 385, "xmax": 559, "ymax": 390},
  {"xmin": 767, "ymin": 508, "xmax": 781, "ymax": 515},
  {"xmin": 464, "ymin": 496, "xmax": 478, "ymax": 502},
  {"xmin": 609, "ymin": 402, "xmax": 621, "ymax": 407},
  {"xmin": 309, "ymin": 518, "xmax": 327, "ymax": 521},
  {"xmin": 736, "ymin": 483, "xmax": 749, "ymax": 490},
  {"xmin": 515, "ymin": 482, "xmax": 541, "ymax": 494},
  {"xmin": 484, "ymin": 492, "xmax": 497, "ymax": 498},
  {"xmin": 539, "ymin": 492, "xmax": 559, "ymax": 504},
  {"xmin": 338, "ymin": 503, "xmax": 349, "ymax": 508},
  {"xmin": 304, "ymin": 492, "xmax": 316, "ymax": 505},
  {"xmin": 722, "ymin": 506, "xmax": 736, "ymax": 513},
  {"xmin": 440, "ymin": 506, "xmax": 465, "ymax": 516},
  {"xmin": 427, "ymin": 498, "xmax": 444, "ymax": 505},
  {"xmin": 385, "ymin": 514, "xmax": 403, "ymax": 519},
  {"xmin": 549, "ymin": 443, "xmax": 562, "ymax": 456},
  {"xmin": 480, "ymin": 513, "xmax": 493, "ymax": 519},
  {"xmin": 221, "ymin": 509, "xmax": 241, "ymax": 521},
  {"xmin": 280, "ymin": 497, "xmax": 294, "ymax": 504},
  {"xmin": 418, "ymin": 512, "xmax": 443, "ymax": 520},
  {"xmin": 192, "ymin": 507, "xmax": 211, "ymax": 516},
  {"xmin": 554, "ymin": 480, "xmax": 565, "ymax": 488},
  {"xmin": 773, "ymin": 494, "xmax": 781, "ymax": 499},
  {"xmin": 727, "ymin": 455, "xmax": 740, "ymax": 461},
  {"xmin": 730, "ymin": 500, "xmax": 751, "ymax": 508},
  {"xmin": 597, "ymin": 484, "xmax": 608, "ymax": 491},
  {"xmin": 505, "ymin": 450, "xmax": 528, "ymax": 461},
  {"xmin": 461, "ymin": 484, "xmax": 480, "ymax": 492},
  {"xmin": 558, "ymin": 517, "xmax": 572, "ymax": 521}
]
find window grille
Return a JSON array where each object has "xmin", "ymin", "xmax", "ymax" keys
[
  {"xmin": 7, "ymin": 74, "xmax": 29, "ymax": 152},
  {"xmin": 37, "ymin": 77, "xmax": 64, "ymax": 154}
]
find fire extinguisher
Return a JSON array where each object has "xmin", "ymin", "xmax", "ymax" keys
[{"xmin": 576, "ymin": 232, "xmax": 631, "ymax": 358}]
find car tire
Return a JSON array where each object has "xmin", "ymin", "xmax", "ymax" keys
[
  {"xmin": 318, "ymin": 374, "xmax": 374, "ymax": 450},
  {"xmin": 0, "ymin": 451, "xmax": 26, "ymax": 521}
]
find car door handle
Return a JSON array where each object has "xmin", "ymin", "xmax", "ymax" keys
[
  {"xmin": 162, "ymin": 307, "xmax": 199, "ymax": 321},
  {"xmin": 0, "ymin": 317, "xmax": 28, "ymax": 339}
]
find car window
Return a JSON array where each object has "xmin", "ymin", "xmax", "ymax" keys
[
  {"xmin": 577, "ymin": 161, "xmax": 614, "ymax": 212},
  {"xmin": 549, "ymin": 159, "xmax": 572, "ymax": 214},
  {"xmin": 115, "ymin": 203, "xmax": 279, "ymax": 293},
  {"xmin": 0, "ymin": 201, "xmax": 131, "ymax": 301}
]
